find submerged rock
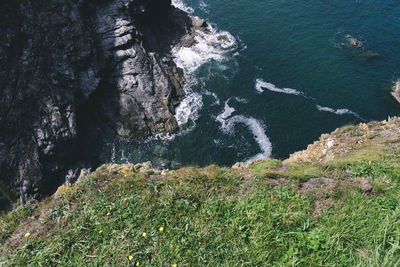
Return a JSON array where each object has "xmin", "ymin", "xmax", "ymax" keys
[
  {"xmin": 361, "ymin": 50, "xmax": 380, "ymax": 59},
  {"xmin": 344, "ymin": 35, "xmax": 380, "ymax": 59},
  {"xmin": 346, "ymin": 36, "xmax": 363, "ymax": 49}
]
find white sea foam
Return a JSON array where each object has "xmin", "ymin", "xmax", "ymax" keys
[
  {"xmin": 171, "ymin": 10, "xmax": 237, "ymax": 128},
  {"xmin": 213, "ymin": 139, "xmax": 222, "ymax": 146},
  {"xmin": 216, "ymin": 100, "xmax": 236, "ymax": 124},
  {"xmin": 204, "ymin": 90, "xmax": 220, "ymax": 106},
  {"xmin": 172, "ymin": 26, "xmax": 237, "ymax": 74},
  {"xmin": 175, "ymin": 92, "xmax": 203, "ymax": 125},
  {"xmin": 216, "ymin": 99, "xmax": 272, "ymax": 163},
  {"xmin": 255, "ymin": 78, "xmax": 303, "ymax": 95},
  {"xmin": 199, "ymin": 0, "xmax": 209, "ymax": 13},
  {"xmin": 234, "ymin": 97, "xmax": 248, "ymax": 103},
  {"xmin": 171, "ymin": 0, "xmax": 194, "ymax": 13},
  {"xmin": 316, "ymin": 105, "xmax": 364, "ymax": 120}
]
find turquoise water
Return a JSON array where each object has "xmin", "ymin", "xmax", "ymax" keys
[{"xmin": 115, "ymin": 0, "xmax": 400, "ymax": 168}]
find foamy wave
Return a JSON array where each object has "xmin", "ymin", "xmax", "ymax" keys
[
  {"xmin": 172, "ymin": 11, "xmax": 237, "ymax": 128},
  {"xmin": 255, "ymin": 78, "xmax": 303, "ymax": 95},
  {"xmin": 316, "ymin": 105, "xmax": 364, "ymax": 120},
  {"xmin": 175, "ymin": 92, "xmax": 203, "ymax": 126},
  {"xmin": 216, "ymin": 100, "xmax": 236, "ymax": 125},
  {"xmin": 171, "ymin": 0, "xmax": 194, "ymax": 13},
  {"xmin": 172, "ymin": 26, "xmax": 237, "ymax": 73},
  {"xmin": 216, "ymin": 99, "xmax": 272, "ymax": 162}
]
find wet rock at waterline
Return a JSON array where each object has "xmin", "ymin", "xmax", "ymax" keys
[
  {"xmin": 344, "ymin": 34, "xmax": 380, "ymax": 59},
  {"xmin": 0, "ymin": 0, "xmax": 199, "ymax": 207},
  {"xmin": 346, "ymin": 36, "xmax": 363, "ymax": 49}
]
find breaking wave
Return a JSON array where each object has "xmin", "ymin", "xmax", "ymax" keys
[
  {"xmin": 171, "ymin": 11, "xmax": 237, "ymax": 129},
  {"xmin": 172, "ymin": 26, "xmax": 237, "ymax": 74},
  {"xmin": 171, "ymin": 0, "xmax": 194, "ymax": 13}
]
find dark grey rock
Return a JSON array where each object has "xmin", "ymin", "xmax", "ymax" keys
[{"xmin": 0, "ymin": 0, "xmax": 195, "ymax": 208}]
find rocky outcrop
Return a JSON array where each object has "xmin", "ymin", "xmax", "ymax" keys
[
  {"xmin": 0, "ymin": 0, "xmax": 194, "ymax": 208},
  {"xmin": 284, "ymin": 117, "xmax": 400, "ymax": 165},
  {"xmin": 391, "ymin": 79, "xmax": 400, "ymax": 104}
]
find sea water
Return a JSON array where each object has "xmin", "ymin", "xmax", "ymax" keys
[{"xmin": 114, "ymin": 0, "xmax": 400, "ymax": 168}]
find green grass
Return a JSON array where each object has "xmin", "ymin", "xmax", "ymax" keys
[
  {"xmin": 1, "ymin": 152, "xmax": 400, "ymax": 266},
  {"xmin": 3, "ymin": 116, "xmax": 400, "ymax": 266}
]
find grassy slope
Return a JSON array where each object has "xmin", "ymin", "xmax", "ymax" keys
[{"xmin": 1, "ymin": 120, "xmax": 400, "ymax": 266}]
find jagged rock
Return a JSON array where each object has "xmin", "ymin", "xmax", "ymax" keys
[
  {"xmin": 0, "ymin": 0, "xmax": 195, "ymax": 207},
  {"xmin": 391, "ymin": 79, "xmax": 400, "ymax": 104},
  {"xmin": 181, "ymin": 35, "xmax": 197, "ymax": 47},
  {"xmin": 194, "ymin": 18, "xmax": 207, "ymax": 28}
]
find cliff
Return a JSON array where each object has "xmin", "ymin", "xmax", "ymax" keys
[
  {"xmin": 1, "ymin": 118, "xmax": 400, "ymax": 265},
  {"xmin": 0, "ymin": 0, "xmax": 197, "ymax": 207}
]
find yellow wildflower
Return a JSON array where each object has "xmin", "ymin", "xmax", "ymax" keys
[
  {"xmin": 107, "ymin": 212, "xmax": 111, "ymax": 216},
  {"xmin": 128, "ymin": 255, "xmax": 134, "ymax": 261},
  {"xmin": 142, "ymin": 232, "xmax": 147, "ymax": 238},
  {"xmin": 58, "ymin": 185, "xmax": 68, "ymax": 193},
  {"xmin": 159, "ymin": 227, "xmax": 164, "ymax": 232},
  {"xmin": 109, "ymin": 207, "xmax": 112, "ymax": 211},
  {"xmin": 124, "ymin": 198, "xmax": 127, "ymax": 202},
  {"xmin": 136, "ymin": 262, "xmax": 140, "ymax": 266},
  {"xmin": 98, "ymin": 230, "xmax": 103, "ymax": 234},
  {"xmin": 25, "ymin": 232, "xmax": 31, "ymax": 237},
  {"xmin": 172, "ymin": 264, "xmax": 177, "ymax": 267}
]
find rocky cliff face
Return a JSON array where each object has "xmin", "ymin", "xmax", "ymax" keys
[{"xmin": 0, "ymin": 0, "xmax": 193, "ymax": 208}]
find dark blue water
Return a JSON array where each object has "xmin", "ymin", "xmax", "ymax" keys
[{"xmin": 114, "ymin": 0, "xmax": 400, "ymax": 168}]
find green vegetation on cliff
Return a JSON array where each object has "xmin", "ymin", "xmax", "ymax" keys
[{"xmin": 1, "ymin": 118, "xmax": 400, "ymax": 266}]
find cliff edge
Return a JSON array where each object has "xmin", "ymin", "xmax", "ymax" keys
[{"xmin": 1, "ymin": 117, "xmax": 400, "ymax": 265}]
